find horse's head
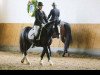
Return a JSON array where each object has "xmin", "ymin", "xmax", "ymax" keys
[{"xmin": 44, "ymin": 20, "xmax": 55, "ymax": 28}]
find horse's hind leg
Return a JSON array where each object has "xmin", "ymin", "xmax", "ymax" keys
[
  {"xmin": 62, "ymin": 51, "xmax": 66, "ymax": 57},
  {"xmin": 62, "ymin": 36, "xmax": 70, "ymax": 57},
  {"xmin": 21, "ymin": 51, "xmax": 30, "ymax": 65},
  {"xmin": 21, "ymin": 53, "xmax": 26, "ymax": 63},
  {"xmin": 62, "ymin": 40, "xmax": 67, "ymax": 57}
]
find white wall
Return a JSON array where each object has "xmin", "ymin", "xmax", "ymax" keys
[
  {"xmin": 0, "ymin": 0, "xmax": 34, "ymax": 23},
  {"xmin": 0, "ymin": 0, "xmax": 3, "ymax": 19},
  {"xmin": 0, "ymin": 0, "xmax": 100, "ymax": 23}
]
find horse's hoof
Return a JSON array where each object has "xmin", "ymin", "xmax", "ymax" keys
[
  {"xmin": 62, "ymin": 55, "xmax": 65, "ymax": 57},
  {"xmin": 26, "ymin": 62, "xmax": 31, "ymax": 65},
  {"xmin": 40, "ymin": 60, "xmax": 43, "ymax": 66},
  {"xmin": 67, "ymin": 53, "xmax": 70, "ymax": 57},
  {"xmin": 22, "ymin": 61, "xmax": 30, "ymax": 65},
  {"xmin": 40, "ymin": 62, "xmax": 43, "ymax": 66},
  {"xmin": 49, "ymin": 60, "xmax": 53, "ymax": 66},
  {"xmin": 21, "ymin": 60, "xmax": 24, "ymax": 63}
]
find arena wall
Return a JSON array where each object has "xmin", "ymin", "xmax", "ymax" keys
[
  {"xmin": 0, "ymin": 23, "xmax": 99, "ymax": 53},
  {"xmin": 0, "ymin": 0, "xmax": 100, "ymax": 55}
]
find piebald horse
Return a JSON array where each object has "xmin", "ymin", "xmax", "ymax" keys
[{"xmin": 20, "ymin": 21, "xmax": 55, "ymax": 65}]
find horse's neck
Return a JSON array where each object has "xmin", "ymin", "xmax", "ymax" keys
[{"xmin": 59, "ymin": 21, "xmax": 65, "ymax": 27}]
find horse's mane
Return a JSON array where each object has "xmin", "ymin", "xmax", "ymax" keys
[{"xmin": 44, "ymin": 20, "xmax": 55, "ymax": 28}]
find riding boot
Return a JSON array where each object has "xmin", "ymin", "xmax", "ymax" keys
[
  {"xmin": 31, "ymin": 43, "xmax": 35, "ymax": 48},
  {"xmin": 30, "ymin": 34, "xmax": 36, "ymax": 48},
  {"xmin": 30, "ymin": 39, "xmax": 35, "ymax": 48},
  {"xmin": 36, "ymin": 28, "xmax": 42, "ymax": 40},
  {"xmin": 55, "ymin": 27, "xmax": 59, "ymax": 38},
  {"xmin": 57, "ymin": 33, "xmax": 59, "ymax": 38},
  {"xmin": 36, "ymin": 34, "xmax": 40, "ymax": 40}
]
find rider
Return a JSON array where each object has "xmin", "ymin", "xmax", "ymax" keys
[
  {"xmin": 28, "ymin": 2, "xmax": 48, "ymax": 42},
  {"xmin": 48, "ymin": 2, "xmax": 60, "ymax": 38}
]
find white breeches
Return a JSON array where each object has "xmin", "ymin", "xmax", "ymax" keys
[
  {"xmin": 58, "ymin": 25, "xmax": 60, "ymax": 34},
  {"xmin": 28, "ymin": 26, "xmax": 40, "ymax": 40}
]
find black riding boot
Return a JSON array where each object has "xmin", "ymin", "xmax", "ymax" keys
[
  {"xmin": 29, "ymin": 34, "xmax": 35, "ymax": 48},
  {"xmin": 30, "ymin": 39, "xmax": 35, "ymax": 48},
  {"xmin": 55, "ymin": 26, "xmax": 59, "ymax": 38}
]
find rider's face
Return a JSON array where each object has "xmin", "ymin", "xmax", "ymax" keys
[
  {"xmin": 38, "ymin": 6, "xmax": 43, "ymax": 10},
  {"xmin": 52, "ymin": 5, "xmax": 56, "ymax": 8}
]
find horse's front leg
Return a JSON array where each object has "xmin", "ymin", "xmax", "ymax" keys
[
  {"xmin": 48, "ymin": 46, "xmax": 52, "ymax": 57},
  {"xmin": 45, "ymin": 46, "xmax": 53, "ymax": 66},
  {"xmin": 21, "ymin": 52, "xmax": 30, "ymax": 65},
  {"xmin": 40, "ymin": 47, "xmax": 46, "ymax": 66}
]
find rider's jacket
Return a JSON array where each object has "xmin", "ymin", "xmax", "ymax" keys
[
  {"xmin": 48, "ymin": 7, "xmax": 60, "ymax": 22},
  {"xmin": 34, "ymin": 9, "xmax": 48, "ymax": 26}
]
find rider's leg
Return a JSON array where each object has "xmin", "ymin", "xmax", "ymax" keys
[
  {"xmin": 34, "ymin": 26, "xmax": 40, "ymax": 37},
  {"xmin": 55, "ymin": 24, "xmax": 59, "ymax": 38},
  {"xmin": 28, "ymin": 28, "xmax": 36, "ymax": 48},
  {"xmin": 55, "ymin": 21, "xmax": 59, "ymax": 35},
  {"xmin": 34, "ymin": 26, "xmax": 41, "ymax": 40},
  {"xmin": 58, "ymin": 25, "xmax": 60, "ymax": 38},
  {"xmin": 30, "ymin": 26, "xmax": 40, "ymax": 47}
]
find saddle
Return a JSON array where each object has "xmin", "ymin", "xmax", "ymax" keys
[
  {"xmin": 35, "ymin": 27, "xmax": 42, "ymax": 40},
  {"xmin": 32, "ymin": 27, "xmax": 42, "ymax": 47}
]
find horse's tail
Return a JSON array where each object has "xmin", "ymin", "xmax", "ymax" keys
[
  {"xmin": 19, "ymin": 26, "xmax": 32, "ymax": 54},
  {"xmin": 64, "ymin": 23, "xmax": 73, "ymax": 44}
]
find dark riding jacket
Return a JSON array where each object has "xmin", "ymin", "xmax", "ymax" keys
[
  {"xmin": 34, "ymin": 9, "xmax": 48, "ymax": 26},
  {"xmin": 48, "ymin": 8, "xmax": 60, "ymax": 22}
]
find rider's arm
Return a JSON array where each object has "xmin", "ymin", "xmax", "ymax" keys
[
  {"xmin": 48, "ymin": 10, "xmax": 52, "ymax": 20},
  {"xmin": 43, "ymin": 11, "xmax": 48, "ymax": 23}
]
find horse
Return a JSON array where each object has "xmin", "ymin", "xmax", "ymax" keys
[
  {"xmin": 20, "ymin": 21, "xmax": 55, "ymax": 65},
  {"xmin": 52, "ymin": 21, "xmax": 73, "ymax": 57}
]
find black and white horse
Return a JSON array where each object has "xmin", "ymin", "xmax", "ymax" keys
[{"xmin": 20, "ymin": 21, "xmax": 55, "ymax": 65}]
